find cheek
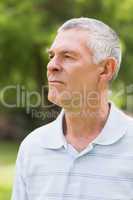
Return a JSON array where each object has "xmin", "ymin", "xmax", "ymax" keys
[
  {"xmin": 64, "ymin": 62, "xmax": 98, "ymax": 91},
  {"xmin": 66, "ymin": 68, "xmax": 84, "ymax": 89},
  {"xmin": 67, "ymin": 77, "xmax": 82, "ymax": 92},
  {"xmin": 81, "ymin": 65, "xmax": 99, "ymax": 84}
]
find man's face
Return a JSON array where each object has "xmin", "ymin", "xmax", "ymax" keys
[{"xmin": 47, "ymin": 29, "xmax": 101, "ymax": 111}]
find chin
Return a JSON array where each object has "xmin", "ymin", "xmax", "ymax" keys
[
  {"xmin": 48, "ymin": 92, "xmax": 71, "ymax": 109},
  {"xmin": 48, "ymin": 92, "xmax": 61, "ymax": 107}
]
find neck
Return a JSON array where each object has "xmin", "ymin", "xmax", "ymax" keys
[{"xmin": 63, "ymin": 99, "xmax": 110, "ymax": 151}]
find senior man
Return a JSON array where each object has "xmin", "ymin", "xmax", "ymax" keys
[{"xmin": 12, "ymin": 18, "xmax": 133, "ymax": 200}]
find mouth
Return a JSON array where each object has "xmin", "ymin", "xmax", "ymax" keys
[{"xmin": 48, "ymin": 81, "xmax": 64, "ymax": 85}]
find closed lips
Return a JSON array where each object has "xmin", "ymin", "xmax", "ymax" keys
[{"xmin": 48, "ymin": 80, "xmax": 64, "ymax": 83}]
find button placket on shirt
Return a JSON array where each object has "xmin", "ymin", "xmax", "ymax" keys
[{"xmin": 61, "ymin": 143, "xmax": 94, "ymax": 199}]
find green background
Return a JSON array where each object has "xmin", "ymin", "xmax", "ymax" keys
[{"xmin": 0, "ymin": 0, "xmax": 133, "ymax": 199}]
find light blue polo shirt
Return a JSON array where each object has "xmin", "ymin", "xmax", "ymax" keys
[{"xmin": 11, "ymin": 103, "xmax": 133, "ymax": 200}]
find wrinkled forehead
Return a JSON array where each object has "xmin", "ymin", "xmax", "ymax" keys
[{"xmin": 50, "ymin": 29, "xmax": 91, "ymax": 53}]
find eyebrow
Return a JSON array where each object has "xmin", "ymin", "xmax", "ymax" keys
[{"xmin": 46, "ymin": 48, "xmax": 78, "ymax": 56}]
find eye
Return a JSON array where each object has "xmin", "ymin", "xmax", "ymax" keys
[
  {"xmin": 48, "ymin": 54, "xmax": 54, "ymax": 60},
  {"xmin": 64, "ymin": 54, "xmax": 72, "ymax": 59}
]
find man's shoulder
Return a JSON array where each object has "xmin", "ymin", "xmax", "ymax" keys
[
  {"xmin": 123, "ymin": 112, "xmax": 133, "ymax": 135},
  {"xmin": 126, "ymin": 114, "xmax": 133, "ymax": 126},
  {"xmin": 20, "ymin": 119, "xmax": 57, "ymax": 152},
  {"xmin": 111, "ymin": 104, "xmax": 133, "ymax": 140}
]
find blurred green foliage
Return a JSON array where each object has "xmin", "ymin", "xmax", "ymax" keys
[
  {"xmin": 0, "ymin": 0, "xmax": 132, "ymax": 137},
  {"xmin": 0, "ymin": 141, "xmax": 19, "ymax": 200},
  {"xmin": 0, "ymin": 1, "xmax": 133, "ymax": 199}
]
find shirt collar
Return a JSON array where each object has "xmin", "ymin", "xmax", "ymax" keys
[
  {"xmin": 92, "ymin": 102, "xmax": 127, "ymax": 145},
  {"xmin": 40, "ymin": 102, "xmax": 127, "ymax": 149},
  {"xmin": 40, "ymin": 109, "xmax": 67, "ymax": 149}
]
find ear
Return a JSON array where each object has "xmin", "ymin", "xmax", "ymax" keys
[{"xmin": 99, "ymin": 57, "xmax": 117, "ymax": 82}]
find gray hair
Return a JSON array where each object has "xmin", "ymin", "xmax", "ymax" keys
[{"xmin": 58, "ymin": 17, "xmax": 122, "ymax": 80}]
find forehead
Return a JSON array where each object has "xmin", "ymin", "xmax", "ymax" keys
[{"xmin": 50, "ymin": 29, "xmax": 91, "ymax": 53}]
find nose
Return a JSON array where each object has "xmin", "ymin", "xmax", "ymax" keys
[{"xmin": 47, "ymin": 57, "xmax": 62, "ymax": 73}]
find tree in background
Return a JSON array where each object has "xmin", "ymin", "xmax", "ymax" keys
[{"xmin": 0, "ymin": 0, "xmax": 133, "ymax": 139}]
